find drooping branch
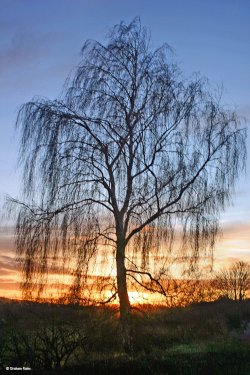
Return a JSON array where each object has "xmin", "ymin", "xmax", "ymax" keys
[{"xmin": 10, "ymin": 18, "xmax": 246, "ymax": 307}]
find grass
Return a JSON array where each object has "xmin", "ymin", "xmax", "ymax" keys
[{"xmin": 0, "ymin": 298, "xmax": 250, "ymax": 374}]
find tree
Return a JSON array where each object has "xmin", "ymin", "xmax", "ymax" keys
[
  {"xmin": 11, "ymin": 18, "xmax": 246, "ymax": 351},
  {"xmin": 214, "ymin": 261, "xmax": 250, "ymax": 301}
]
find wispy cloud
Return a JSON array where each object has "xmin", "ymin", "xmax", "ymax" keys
[
  {"xmin": 0, "ymin": 254, "xmax": 19, "ymax": 272},
  {"xmin": 0, "ymin": 219, "xmax": 249, "ymax": 297},
  {"xmin": 220, "ymin": 222, "xmax": 250, "ymax": 243},
  {"xmin": 0, "ymin": 30, "xmax": 57, "ymax": 76},
  {"xmin": 214, "ymin": 221, "xmax": 250, "ymax": 270}
]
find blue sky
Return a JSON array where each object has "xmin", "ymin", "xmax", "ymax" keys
[
  {"xmin": 1, "ymin": 0, "xmax": 249, "ymax": 191},
  {"xmin": 0, "ymin": 0, "xmax": 249, "ymax": 296}
]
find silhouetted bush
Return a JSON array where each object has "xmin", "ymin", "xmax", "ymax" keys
[{"xmin": 1, "ymin": 299, "xmax": 250, "ymax": 374}]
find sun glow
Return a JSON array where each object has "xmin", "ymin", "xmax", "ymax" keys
[{"xmin": 1, "ymin": 225, "xmax": 250, "ymax": 304}]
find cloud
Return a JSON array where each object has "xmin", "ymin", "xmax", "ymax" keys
[
  {"xmin": 0, "ymin": 255, "xmax": 19, "ymax": 271},
  {"xmin": 0, "ymin": 230, "xmax": 15, "ymax": 264},
  {"xmin": 220, "ymin": 221, "xmax": 250, "ymax": 243},
  {"xmin": 0, "ymin": 278, "xmax": 18, "ymax": 283},
  {"xmin": 0, "ymin": 30, "xmax": 56, "ymax": 76},
  {"xmin": 0, "ymin": 220, "xmax": 249, "ymax": 298},
  {"xmin": 0, "ymin": 269, "xmax": 16, "ymax": 277},
  {"xmin": 214, "ymin": 221, "xmax": 250, "ymax": 269}
]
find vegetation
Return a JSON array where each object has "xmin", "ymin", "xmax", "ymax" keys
[
  {"xmin": 1, "ymin": 298, "xmax": 250, "ymax": 374},
  {"xmin": 9, "ymin": 17, "xmax": 246, "ymax": 351},
  {"xmin": 214, "ymin": 261, "xmax": 250, "ymax": 301}
]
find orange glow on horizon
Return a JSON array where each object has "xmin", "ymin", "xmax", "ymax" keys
[{"xmin": 0, "ymin": 223, "xmax": 250, "ymax": 303}]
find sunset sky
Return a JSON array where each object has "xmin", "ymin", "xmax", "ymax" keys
[{"xmin": 0, "ymin": 0, "xmax": 249, "ymax": 299}]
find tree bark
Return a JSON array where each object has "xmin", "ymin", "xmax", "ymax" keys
[{"xmin": 116, "ymin": 235, "xmax": 132, "ymax": 353}]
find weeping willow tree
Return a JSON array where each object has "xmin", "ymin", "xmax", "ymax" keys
[{"xmin": 11, "ymin": 18, "xmax": 246, "ymax": 351}]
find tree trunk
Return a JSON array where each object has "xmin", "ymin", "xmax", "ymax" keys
[{"xmin": 116, "ymin": 236, "xmax": 132, "ymax": 353}]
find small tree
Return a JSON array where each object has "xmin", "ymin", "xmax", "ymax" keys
[
  {"xmin": 11, "ymin": 18, "xmax": 246, "ymax": 351},
  {"xmin": 215, "ymin": 261, "xmax": 250, "ymax": 301},
  {"xmin": 6, "ymin": 323, "xmax": 85, "ymax": 370}
]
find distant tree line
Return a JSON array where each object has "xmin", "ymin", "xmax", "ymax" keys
[{"xmin": 213, "ymin": 261, "xmax": 250, "ymax": 301}]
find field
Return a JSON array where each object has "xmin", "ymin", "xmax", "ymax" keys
[{"xmin": 0, "ymin": 298, "xmax": 250, "ymax": 374}]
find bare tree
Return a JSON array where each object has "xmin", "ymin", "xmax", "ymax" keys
[
  {"xmin": 214, "ymin": 261, "xmax": 250, "ymax": 301},
  {"xmin": 6, "ymin": 323, "xmax": 86, "ymax": 370},
  {"xmin": 10, "ymin": 18, "xmax": 246, "ymax": 351}
]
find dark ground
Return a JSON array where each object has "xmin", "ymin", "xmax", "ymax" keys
[{"xmin": 0, "ymin": 298, "xmax": 250, "ymax": 374}]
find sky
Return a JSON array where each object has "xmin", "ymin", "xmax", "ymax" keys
[{"xmin": 0, "ymin": 0, "xmax": 249, "ymax": 299}]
